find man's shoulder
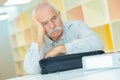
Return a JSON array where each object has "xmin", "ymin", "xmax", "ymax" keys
[
  {"xmin": 63, "ymin": 20, "xmax": 83, "ymax": 29},
  {"xmin": 63, "ymin": 20, "xmax": 82, "ymax": 25}
]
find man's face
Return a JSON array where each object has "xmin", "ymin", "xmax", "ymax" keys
[{"xmin": 36, "ymin": 6, "xmax": 63, "ymax": 41}]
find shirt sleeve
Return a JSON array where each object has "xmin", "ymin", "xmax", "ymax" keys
[
  {"xmin": 23, "ymin": 42, "xmax": 45, "ymax": 74},
  {"xmin": 65, "ymin": 21, "xmax": 104, "ymax": 54}
]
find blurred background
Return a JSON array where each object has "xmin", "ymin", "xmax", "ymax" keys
[{"xmin": 0, "ymin": 0, "xmax": 120, "ymax": 80}]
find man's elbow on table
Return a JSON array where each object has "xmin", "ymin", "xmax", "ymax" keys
[{"xmin": 23, "ymin": 61, "xmax": 41, "ymax": 74}]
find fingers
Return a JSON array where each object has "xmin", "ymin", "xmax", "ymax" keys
[
  {"xmin": 44, "ymin": 51, "xmax": 53, "ymax": 59},
  {"xmin": 44, "ymin": 53, "xmax": 55, "ymax": 59},
  {"xmin": 44, "ymin": 47, "xmax": 59, "ymax": 58},
  {"xmin": 32, "ymin": 15, "xmax": 42, "ymax": 31},
  {"xmin": 44, "ymin": 54, "xmax": 50, "ymax": 59},
  {"xmin": 44, "ymin": 45, "xmax": 66, "ymax": 58},
  {"xmin": 32, "ymin": 14, "xmax": 45, "ymax": 36},
  {"xmin": 44, "ymin": 49, "xmax": 55, "ymax": 58}
]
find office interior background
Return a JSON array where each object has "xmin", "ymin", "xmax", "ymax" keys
[{"xmin": 0, "ymin": 0, "xmax": 120, "ymax": 80}]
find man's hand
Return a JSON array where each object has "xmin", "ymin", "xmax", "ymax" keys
[
  {"xmin": 44, "ymin": 44, "xmax": 66, "ymax": 58},
  {"xmin": 32, "ymin": 15, "xmax": 45, "ymax": 49}
]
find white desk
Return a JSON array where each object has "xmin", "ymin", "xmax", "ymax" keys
[{"xmin": 7, "ymin": 68, "xmax": 120, "ymax": 80}]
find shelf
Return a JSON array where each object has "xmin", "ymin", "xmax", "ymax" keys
[
  {"xmin": 47, "ymin": 0, "xmax": 63, "ymax": 12},
  {"xmin": 61, "ymin": 11, "xmax": 67, "ymax": 21},
  {"xmin": 13, "ymin": 48, "xmax": 20, "ymax": 61},
  {"xmin": 25, "ymin": 44, "xmax": 31, "ymax": 51},
  {"xmin": 66, "ymin": 5, "xmax": 84, "ymax": 21},
  {"xmin": 16, "ymin": 32, "xmax": 25, "ymax": 47},
  {"xmin": 31, "ymin": 27, "xmax": 36, "ymax": 41},
  {"xmin": 14, "ymin": 17, "xmax": 23, "ymax": 32},
  {"xmin": 63, "ymin": 0, "xmax": 82, "ymax": 10},
  {"xmin": 110, "ymin": 20, "xmax": 120, "ymax": 51},
  {"xmin": 107, "ymin": 0, "xmax": 120, "ymax": 21},
  {"xmin": 11, "ymin": 34, "xmax": 17, "ymax": 48},
  {"xmin": 24, "ymin": 28, "xmax": 32, "ymax": 45},
  {"xmin": 18, "ymin": 46, "xmax": 27, "ymax": 61},
  {"xmin": 82, "ymin": 0, "xmax": 92, "ymax": 3},
  {"xmin": 15, "ymin": 61, "xmax": 24, "ymax": 76},
  {"xmin": 28, "ymin": 8, "xmax": 33, "ymax": 25},
  {"xmin": 92, "ymin": 24, "xmax": 114, "ymax": 51},
  {"xmin": 20, "ymin": 12, "xmax": 30, "ymax": 29},
  {"xmin": 82, "ymin": 0, "xmax": 109, "ymax": 27}
]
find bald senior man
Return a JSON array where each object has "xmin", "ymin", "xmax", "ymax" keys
[{"xmin": 24, "ymin": 1, "xmax": 104, "ymax": 74}]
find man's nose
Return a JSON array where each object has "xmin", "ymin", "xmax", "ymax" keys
[{"xmin": 49, "ymin": 21, "xmax": 55, "ymax": 29}]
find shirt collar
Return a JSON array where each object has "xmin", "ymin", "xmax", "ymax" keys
[{"xmin": 45, "ymin": 35, "xmax": 54, "ymax": 44}]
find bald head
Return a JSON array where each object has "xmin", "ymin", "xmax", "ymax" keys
[
  {"xmin": 36, "ymin": 2, "xmax": 58, "ymax": 12},
  {"xmin": 32, "ymin": 1, "xmax": 63, "ymax": 42},
  {"xmin": 33, "ymin": 2, "xmax": 59, "ymax": 18}
]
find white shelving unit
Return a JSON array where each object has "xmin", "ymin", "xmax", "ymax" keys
[
  {"xmin": 111, "ymin": 20, "xmax": 120, "ymax": 51},
  {"xmin": 82, "ymin": 0, "xmax": 109, "ymax": 27},
  {"xmin": 63, "ymin": 0, "xmax": 82, "ymax": 11}
]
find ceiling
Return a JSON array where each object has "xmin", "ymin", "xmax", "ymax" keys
[
  {"xmin": 0, "ymin": 0, "xmax": 39, "ymax": 21},
  {"xmin": 0, "ymin": 0, "xmax": 7, "ymax": 15}
]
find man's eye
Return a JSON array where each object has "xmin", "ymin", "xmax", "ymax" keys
[
  {"xmin": 52, "ymin": 16, "xmax": 57, "ymax": 20},
  {"xmin": 42, "ymin": 22, "xmax": 48, "ymax": 26}
]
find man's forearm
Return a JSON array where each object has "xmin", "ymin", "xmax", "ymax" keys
[{"xmin": 44, "ymin": 44, "xmax": 66, "ymax": 58}]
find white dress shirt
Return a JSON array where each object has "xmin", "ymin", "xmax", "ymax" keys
[{"xmin": 24, "ymin": 20, "xmax": 104, "ymax": 74}]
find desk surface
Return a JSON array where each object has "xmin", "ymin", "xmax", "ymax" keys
[{"xmin": 7, "ymin": 68, "xmax": 120, "ymax": 80}]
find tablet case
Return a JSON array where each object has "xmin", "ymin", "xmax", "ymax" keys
[{"xmin": 39, "ymin": 50, "xmax": 104, "ymax": 74}]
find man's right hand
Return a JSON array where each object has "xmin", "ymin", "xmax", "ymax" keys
[{"xmin": 32, "ymin": 15, "xmax": 45, "ymax": 50}]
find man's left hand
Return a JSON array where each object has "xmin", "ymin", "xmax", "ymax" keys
[{"xmin": 44, "ymin": 45, "xmax": 66, "ymax": 58}]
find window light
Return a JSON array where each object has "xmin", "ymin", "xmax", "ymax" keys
[
  {"xmin": 4, "ymin": 0, "xmax": 32, "ymax": 6},
  {"xmin": 0, "ymin": 13, "xmax": 9, "ymax": 20}
]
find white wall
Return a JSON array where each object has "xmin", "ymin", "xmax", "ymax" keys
[{"xmin": 0, "ymin": 21, "xmax": 16, "ymax": 80}]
